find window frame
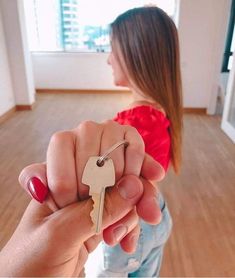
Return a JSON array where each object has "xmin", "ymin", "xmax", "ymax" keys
[
  {"xmin": 24, "ymin": 0, "xmax": 176, "ymax": 53},
  {"xmin": 222, "ymin": 0, "xmax": 235, "ymax": 72}
]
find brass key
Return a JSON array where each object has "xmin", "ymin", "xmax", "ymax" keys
[{"xmin": 82, "ymin": 156, "xmax": 115, "ymax": 234}]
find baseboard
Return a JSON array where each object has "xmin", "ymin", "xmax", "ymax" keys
[
  {"xmin": 16, "ymin": 104, "xmax": 34, "ymax": 111},
  {"xmin": 36, "ymin": 89, "xmax": 131, "ymax": 94},
  {"xmin": 36, "ymin": 89, "xmax": 207, "ymax": 114},
  {"xmin": 183, "ymin": 108, "xmax": 207, "ymax": 114},
  {"xmin": 0, "ymin": 107, "xmax": 16, "ymax": 124},
  {"xmin": 0, "ymin": 104, "xmax": 35, "ymax": 125},
  {"xmin": 0, "ymin": 98, "xmax": 207, "ymax": 125}
]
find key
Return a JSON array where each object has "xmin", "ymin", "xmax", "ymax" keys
[{"xmin": 82, "ymin": 156, "xmax": 115, "ymax": 234}]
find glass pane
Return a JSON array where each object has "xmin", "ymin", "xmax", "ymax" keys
[
  {"xmin": 228, "ymin": 55, "xmax": 234, "ymax": 70},
  {"xmin": 24, "ymin": 0, "xmax": 63, "ymax": 51},
  {"xmin": 24, "ymin": 0, "xmax": 176, "ymax": 52},
  {"xmin": 230, "ymin": 23, "xmax": 235, "ymax": 52},
  {"xmin": 228, "ymin": 85, "xmax": 235, "ymax": 128}
]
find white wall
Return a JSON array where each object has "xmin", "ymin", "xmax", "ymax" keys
[
  {"xmin": 17, "ymin": 0, "xmax": 35, "ymax": 104},
  {"xmin": 32, "ymin": 52, "xmax": 117, "ymax": 90},
  {"xmin": 0, "ymin": 5, "xmax": 15, "ymax": 116},
  {"xmin": 32, "ymin": 0, "xmax": 231, "ymax": 111},
  {"xmin": 178, "ymin": 0, "xmax": 231, "ymax": 112},
  {"xmin": 0, "ymin": 0, "xmax": 35, "ymax": 117}
]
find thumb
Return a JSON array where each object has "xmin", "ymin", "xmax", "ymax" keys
[
  {"xmin": 47, "ymin": 199, "xmax": 94, "ymax": 244},
  {"xmin": 46, "ymin": 174, "xmax": 143, "ymax": 243}
]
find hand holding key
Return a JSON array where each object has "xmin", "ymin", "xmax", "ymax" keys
[
  {"xmin": 17, "ymin": 120, "xmax": 164, "ymax": 276},
  {"xmin": 5, "ymin": 171, "xmax": 146, "ymax": 277},
  {"xmin": 19, "ymin": 120, "xmax": 164, "ymax": 252}
]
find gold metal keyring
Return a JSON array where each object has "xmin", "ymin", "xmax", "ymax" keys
[{"xmin": 97, "ymin": 140, "xmax": 129, "ymax": 167}]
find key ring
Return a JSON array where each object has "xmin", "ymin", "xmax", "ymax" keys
[{"xmin": 97, "ymin": 140, "xmax": 129, "ymax": 167}]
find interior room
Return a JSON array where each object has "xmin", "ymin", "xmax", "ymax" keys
[{"xmin": 0, "ymin": 0, "xmax": 235, "ymax": 276}]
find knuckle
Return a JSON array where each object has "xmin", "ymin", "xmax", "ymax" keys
[
  {"xmin": 103, "ymin": 120, "xmax": 125, "ymax": 132},
  {"xmin": 49, "ymin": 131, "xmax": 71, "ymax": 145},
  {"xmin": 75, "ymin": 120, "xmax": 100, "ymax": 137},
  {"xmin": 103, "ymin": 119, "xmax": 116, "ymax": 126},
  {"xmin": 124, "ymin": 125, "xmax": 145, "ymax": 149},
  {"xmin": 78, "ymin": 120, "xmax": 97, "ymax": 131},
  {"xmin": 49, "ymin": 179, "xmax": 70, "ymax": 196}
]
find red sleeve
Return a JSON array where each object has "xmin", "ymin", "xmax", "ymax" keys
[{"xmin": 113, "ymin": 106, "xmax": 171, "ymax": 172}]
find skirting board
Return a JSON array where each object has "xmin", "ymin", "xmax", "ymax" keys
[
  {"xmin": 0, "ymin": 90, "xmax": 207, "ymax": 125},
  {"xmin": 0, "ymin": 104, "xmax": 34, "ymax": 125},
  {"xmin": 36, "ymin": 89, "xmax": 131, "ymax": 94},
  {"xmin": 183, "ymin": 108, "xmax": 207, "ymax": 114},
  {"xmin": 36, "ymin": 89, "xmax": 207, "ymax": 114},
  {"xmin": 15, "ymin": 105, "xmax": 34, "ymax": 111},
  {"xmin": 0, "ymin": 107, "xmax": 16, "ymax": 125}
]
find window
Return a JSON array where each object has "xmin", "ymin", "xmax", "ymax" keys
[
  {"xmin": 24, "ymin": 0, "xmax": 176, "ymax": 52},
  {"xmin": 222, "ymin": 0, "xmax": 235, "ymax": 72}
]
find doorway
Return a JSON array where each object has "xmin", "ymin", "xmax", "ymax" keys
[{"xmin": 221, "ymin": 0, "xmax": 235, "ymax": 142}]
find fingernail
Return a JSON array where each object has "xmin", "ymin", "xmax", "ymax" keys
[
  {"xmin": 129, "ymin": 233, "xmax": 139, "ymax": 252},
  {"xmin": 27, "ymin": 177, "xmax": 48, "ymax": 203},
  {"xmin": 113, "ymin": 225, "xmax": 128, "ymax": 242},
  {"xmin": 117, "ymin": 178, "xmax": 141, "ymax": 200}
]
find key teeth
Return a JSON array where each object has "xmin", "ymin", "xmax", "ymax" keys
[
  {"xmin": 90, "ymin": 211, "xmax": 98, "ymax": 233},
  {"xmin": 90, "ymin": 194, "xmax": 103, "ymax": 234},
  {"xmin": 90, "ymin": 201, "xmax": 97, "ymax": 225},
  {"xmin": 90, "ymin": 210, "xmax": 96, "ymax": 223},
  {"xmin": 90, "ymin": 201, "xmax": 101, "ymax": 233}
]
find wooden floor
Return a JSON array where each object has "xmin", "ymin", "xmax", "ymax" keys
[{"xmin": 0, "ymin": 93, "xmax": 235, "ymax": 276}]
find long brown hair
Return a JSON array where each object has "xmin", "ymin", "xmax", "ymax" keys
[{"xmin": 111, "ymin": 6, "xmax": 183, "ymax": 173}]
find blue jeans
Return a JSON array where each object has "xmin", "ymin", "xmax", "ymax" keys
[{"xmin": 96, "ymin": 193, "xmax": 172, "ymax": 277}]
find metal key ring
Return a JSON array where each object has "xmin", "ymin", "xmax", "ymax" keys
[{"xmin": 97, "ymin": 140, "xmax": 129, "ymax": 167}]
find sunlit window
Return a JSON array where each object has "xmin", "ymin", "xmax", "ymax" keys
[
  {"xmin": 228, "ymin": 28, "xmax": 235, "ymax": 70},
  {"xmin": 24, "ymin": 0, "xmax": 176, "ymax": 52},
  {"xmin": 222, "ymin": 0, "xmax": 235, "ymax": 72}
]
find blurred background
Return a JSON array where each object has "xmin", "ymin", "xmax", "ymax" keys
[{"xmin": 0, "ymin": 0, "xmax": 235, "ymax": 276}]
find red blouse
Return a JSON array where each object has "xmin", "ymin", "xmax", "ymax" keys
[{"xmin": 113, "ymin": 105, "xmax": 171, "ymax": 171}]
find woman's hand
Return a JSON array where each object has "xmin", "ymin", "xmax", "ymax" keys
[{"xmin": 0, "ymin": 174, "xmax": 146, "ymax": 277}]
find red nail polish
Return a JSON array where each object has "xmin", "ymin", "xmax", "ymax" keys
[{"xmin": 27, "ymin": 177, "xmax": 48, "ymax": 203}]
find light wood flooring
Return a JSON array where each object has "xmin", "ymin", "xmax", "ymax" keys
[{"xmin": 0, "ymin": 93, "xmax": 235, "ymax": 276}]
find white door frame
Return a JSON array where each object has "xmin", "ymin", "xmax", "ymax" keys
[{"xmin": 221, "ymin": 54, "xmax": 235, "ymax": 143}]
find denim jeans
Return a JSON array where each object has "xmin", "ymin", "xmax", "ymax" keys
[{"xmin": 96, "ymin": 193, "xmax": 172, "ymax": 277}]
